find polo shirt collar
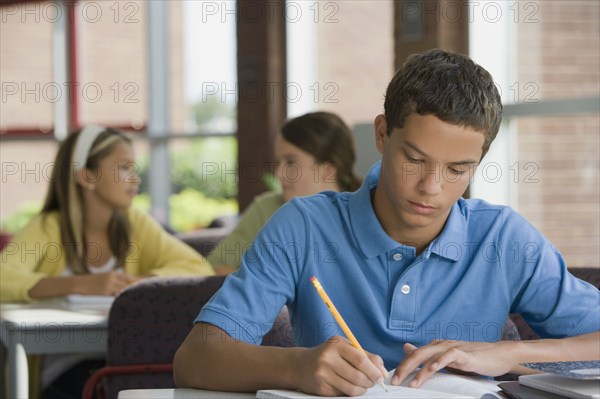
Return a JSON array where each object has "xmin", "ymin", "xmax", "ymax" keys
[
  {"xmin": 422, "ymin": 200, "xmax": 468, "ymax": 261},
  {"xmin": 349, "ymin": 161, "xmax": 403, "ymax": 258},
  {"xmin": 349, "ymin": 161, "xmax": 469, "ymax": 261}
]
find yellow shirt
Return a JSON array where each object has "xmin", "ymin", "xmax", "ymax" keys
[
  {"xmin": 0, "ymin": 207, "xmax": 214, "ymax": 302},
  {"xmin": 207, "ymin": 191, "xmax": 284, "ymax": 269}
]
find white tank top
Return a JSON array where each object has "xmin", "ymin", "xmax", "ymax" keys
[{"xmin": 61, "ymin": 256, "xmax": 117, "ymax": 276}]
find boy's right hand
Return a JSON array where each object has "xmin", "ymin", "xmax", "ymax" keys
[{"xmin": 296, "ymin": 336, "xmax": 388, "ymax": 397}]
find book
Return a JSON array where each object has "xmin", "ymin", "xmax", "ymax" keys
[
  {"xmin": 519, "ymin": 373, "xmax": 600, "ymax": 399},
  {"xmin": 498, "ymin": 381, "xmax": 569, "ymax": 399},
  {"xmin": 256, "ymin": 369, "xmax": 502, "ymax": 399},
  {"xmin": 521, "ymin": 361, "xmax": 600, "ymax": 380}
]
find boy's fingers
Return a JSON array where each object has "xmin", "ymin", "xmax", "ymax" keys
[
  {"xmin": 341, "ymin": 347, "xmax": 387, "ymax": 388},
  {"xmin": 377, "ymin": 362, "xmax": 389, "ymax": 382},
  {"xmin": 360, "ymin": 354, "xmax": 387, "ymax": 386},
  {"xmin": 392, "ymin": 341, "xmax": 453, "ymax": 385},
  {"xmin": 409, "ymin": 346, "xmax": 468, "ymax": 388},
  {"xmin": 367, "ymin": 354, "xmax": 389, "ymax": 382},
  {"xmin": 404, "ymin": 343, "xmax": 418, "ymax": 353},
  {"xmin": 411, "ymin": 348, "xmax": 465, "ymax": 388},
  {"xmin": 391, "ymin": 343, "xmax": 423, "ymax": 385},
  {"xmin": 409, "ymin": 358, "xmax": 440, "ymax": 388}
]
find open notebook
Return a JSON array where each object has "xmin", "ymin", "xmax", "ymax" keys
[{"xmin": 257, "ymin": 369, "xmax": 502, "ymax": 399}]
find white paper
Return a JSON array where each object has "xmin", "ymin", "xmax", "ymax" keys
[{"xmin": 66, "ymin": 294, "xmax": 115, "ymax": 306}]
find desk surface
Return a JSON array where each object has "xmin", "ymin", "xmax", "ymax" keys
[
  {"xmin": 1, "ymin": 298, "xmax": 110, "ymax": 326},
  {"xmin": 118, "ymin": 388, "xmax": 255, "ymax": 398},
  {"xmin": 1, "ymin": 298, "xmax": 112, "ymax": 399},
  {"xmin": 1, "ymin": 298, "xmax": 110, "ymax": 354}
]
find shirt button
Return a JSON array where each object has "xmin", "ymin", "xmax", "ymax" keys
[
  {"xmin": 393, "ymin": 253, "xmax": 403, "ymax": 261},
  {"xmin": 401, "ymin": 284, "xmax": 410, "ymax": 294}
]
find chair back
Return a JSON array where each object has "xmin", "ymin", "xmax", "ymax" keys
[
  {"xmin": 102, "ymin": 275, "xmax": 227, "ymax": 398},
  {"xmin": 97, "ymin": 275, "xmax": 295, "ymax": 398}
]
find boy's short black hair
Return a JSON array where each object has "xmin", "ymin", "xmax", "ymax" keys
[{"xmin": 384, "ymin": 49, "xmax": 503, "ymax": 158}]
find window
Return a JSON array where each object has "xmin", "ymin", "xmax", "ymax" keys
[
  {"xmin": 0, "ymin": 0, "xmax": 55, "ymax": 134},
  {"xmin": 0, "ymin": 0, "xmax": 239, "ymax": 233},
  {"xmin": 470, "ymin": 0, "xmax": 599, "ymax": 267},
  {"xmin": 286, "ymin": 0, "xmax": 393, "ymax": 177}
]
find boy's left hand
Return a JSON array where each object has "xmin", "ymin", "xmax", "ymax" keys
[{"xmin": 390, "ymin": 340, "xmax": 516, "ymax": 388}]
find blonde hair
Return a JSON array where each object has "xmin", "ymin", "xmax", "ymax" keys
[{"xmin": 42, "ymin": 127, "xmax": 133, "ymax": 274}]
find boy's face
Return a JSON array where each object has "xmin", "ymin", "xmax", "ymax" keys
[{"xmin": 374, "ymin": 113, "xmax": 484, "ymax": 243}]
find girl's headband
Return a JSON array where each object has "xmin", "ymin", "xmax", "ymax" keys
[{"xmin": 72, "ymin": 125, "xmax": 106, "ymax": 171}]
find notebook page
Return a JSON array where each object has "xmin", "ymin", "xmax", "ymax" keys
[
  {"xmin": 66, "ymin": 294, "xmax": 115, "ymax": 306},
  {"xmin": 402, "ymin": 371, "xmax": 502, "ymax": 398},
  {"xmin": 257, "ymin": 369, "xmax": 501, "ymax": 399},
  {"xmin": 256, "ymin": 385, "xmax": 463, "ymax": 399}
]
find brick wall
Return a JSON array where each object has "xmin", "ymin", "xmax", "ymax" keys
[
  {"xmin": 516, "ymin": 1, "xmax": 599, "ymax": 267},
  {"xmin": 78, "ymin": 0, "xmax": 148, "ymax": 127},
  {"xmin": 1, "ymin": 1, "xmax": 598, "ymax": 269},
  {"xmin": 0, "ymin": 0, "xmax": 186, "ymax": 222},
  {"xmin": 314, "ymin": 1, "xmax": 394, "ymax": 127},
  {"xmin": 0, "ymin": 1, "xmax": 54, "ymax": 131}
]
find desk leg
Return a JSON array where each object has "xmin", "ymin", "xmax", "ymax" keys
[{"xmin": 7, "ymin": 342, "xmax": 29, "ymax": 399}]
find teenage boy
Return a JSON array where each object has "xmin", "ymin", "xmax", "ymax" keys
[{"xmin": 174, "ymin": 49, "xmax": 600, "ymax": 396}]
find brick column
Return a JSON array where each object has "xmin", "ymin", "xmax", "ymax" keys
[
  {"xmin": 394, "ymin": 0, "xmax": 468, "ymax": 69},
  {"xmin": 236, "ymin": 0, "xmax": 287, "ymax": 211},
  {"xmin": 394, "ymin": 1, "xmax": 470, "ymax": 196}
]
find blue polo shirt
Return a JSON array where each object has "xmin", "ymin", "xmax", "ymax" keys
[{"xmin": 197, "ymin": 161, "xmax": 600, "ymax": 370}]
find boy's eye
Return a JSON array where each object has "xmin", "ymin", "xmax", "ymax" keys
[{"xmin": 448, "ymin": 166, "xmax": 468, "ymax": 175}]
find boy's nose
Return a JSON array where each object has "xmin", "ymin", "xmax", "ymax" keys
[{"xmin": 418, "ymin": 165, "xmax": 442, "ymax": 195}]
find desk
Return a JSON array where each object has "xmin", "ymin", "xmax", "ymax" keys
[
  {"xmin": 118, "ymin": 388, "xmax": 255, "ymax": 398},
  {"xmin": 0, "ymin": 299, "xmax": 110, "ymax": 399}
]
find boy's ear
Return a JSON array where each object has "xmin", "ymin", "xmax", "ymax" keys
[{"xmin": 374, "ymin": 114, "xmax": 388, "ymax": 155}]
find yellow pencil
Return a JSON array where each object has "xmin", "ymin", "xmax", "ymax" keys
[{"xmin": 310, "ymin": 276, "xmax": 388, "ymax": 392}]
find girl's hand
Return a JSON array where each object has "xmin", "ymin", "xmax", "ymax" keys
[{"xmin": 72, "ymin": 271, "xmax": 138, "ymax": 296}]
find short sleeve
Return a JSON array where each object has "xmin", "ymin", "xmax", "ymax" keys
[
  {"xmin": 207, "ymin": 192, "xmax": 283, "ymax": 269},
  {"xmin": 499, "ymin": 208, "xmax": 600, "ymax": 338},
  {"xmin": 197, "ymin": 201, "xmax": 305, "ymax": 344}
]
